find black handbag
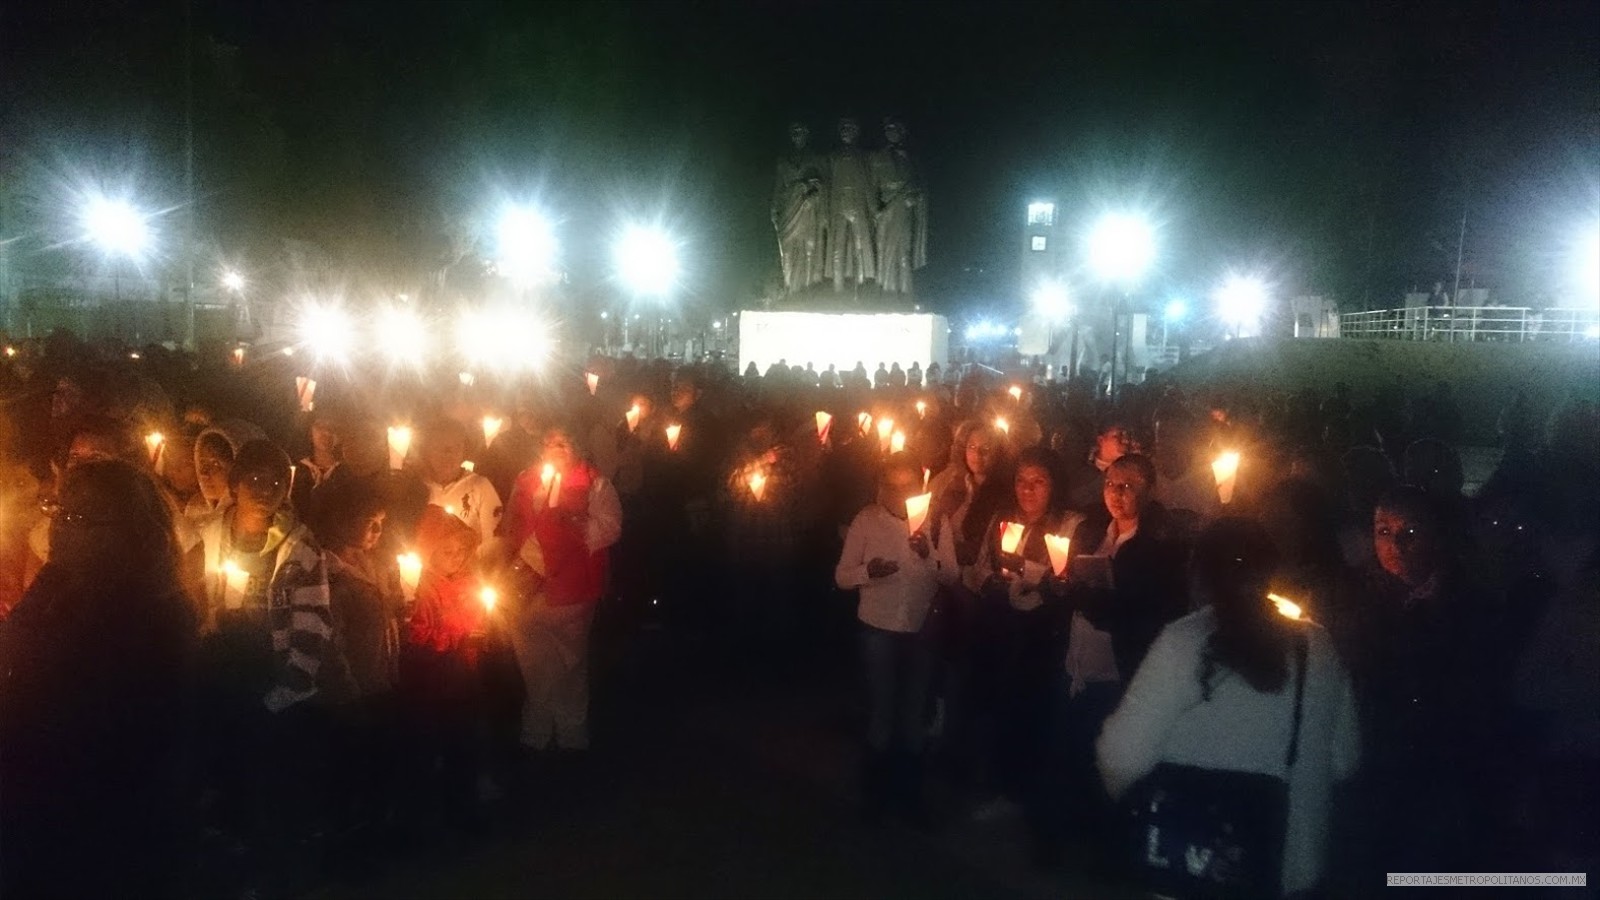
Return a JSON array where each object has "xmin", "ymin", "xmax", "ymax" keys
[{"xmin": 1123, "ymin": 636, "xmax": 1309, "ymax": 900}]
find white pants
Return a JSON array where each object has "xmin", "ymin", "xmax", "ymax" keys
[{"xmin": 508, "ymin": 597, "xmax": 597, "ymax": 750}]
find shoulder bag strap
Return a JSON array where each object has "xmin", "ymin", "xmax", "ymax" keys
[{"xmin": 1285, "ymin": 633, "xmax": 1310, "ymax": 767}]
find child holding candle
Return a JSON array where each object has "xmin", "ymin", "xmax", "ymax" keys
[
  {"xmin": 836, "ymin": 454, "xmax": 945, "ymax": 821},
  {"xmin": 400, "ymin": 504, "xmax": 493, "ymax": 820}
]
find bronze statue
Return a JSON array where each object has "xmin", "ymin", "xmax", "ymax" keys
[
  {"xmin": 869, "ymin": 117, "xmax": 927, "ymax": 295},
  {"xmin": 825, "ymin": 118, "xmax": 877, "ymax": 292},
  {"xmin": 772, "ymin": 123, "xmax": 828, "ymax": 292}
]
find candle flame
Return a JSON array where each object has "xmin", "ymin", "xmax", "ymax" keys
[
  {"xmin": 815, "ymin": 411, "xmax": 832, "ymax": 443},
  {"xmin": 459, "ymin": 371, "xmax": 475, "ymax": 386},
  {"xmin": 905, "ymin": 492, "xmax": 932, "ymax": 533},
  {"xmin": 480, "ymin": 586, "xmax": 498, "ymax": 612},
  {"xmin": 585, "ymin": 372, "xmax": 600, "ymax": 395},
  {"xmin": 1008, "ymin": 385, "xmax": 1022, "ymax": 401},
  {"xmin": 1212, "ymin": 451, "xmax": 1241, "ymax": 483},
  {"xmin": 747, "ymin": 469, "xmax": 768, "ymax": 501},
  {"xmin": 625, "ymin": 403, "xmax": 642, "ymax": 433},
  {"xmin": 665, "ymin": 423, "xmax": 682, "ymax": 451},
  {"xmin": 994, "ymin": 416, "xmax": 1010, "ymax": 436},
  {"xmin": 540, "ymin": 462, "xmax": 556, "ymax": 486},
  {"xmin": 890, "ymin": 430, "xmax": 906, "ymax": 454},
  {"xmin": 876, "ymin": 417, "xmax": 895, "ymax": 441},
  {"xmin": 1043, "ymin": 534, "xmax": 1072, "ymax": 576},
  {"xmin": 482, "ymin": 416, "xmax": 504, "ymax": 447},
  {"xmin": 1268, "ymin": 593, "xmax": 1304, "ymax": 620},
  {"xmin": 915, "ymin": 400, "xmax": 927, "ymax": 418}
]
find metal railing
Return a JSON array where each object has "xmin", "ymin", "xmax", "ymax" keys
[{"xmin": 1338, "ymin": 306, "xmax": 1600, "ymax": 343}]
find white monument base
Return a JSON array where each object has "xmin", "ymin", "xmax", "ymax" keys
[{"xmin": 738, "ymin": 310, "xmax": 949, "ymax": 376}]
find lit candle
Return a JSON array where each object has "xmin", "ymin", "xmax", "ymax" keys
[
  {"xmin": 585, "ymin": 372, "xmax": 600, "ymax": 396},
  {"xmin": 387, "ymin": 425, "xmax": 413, "ymax": 471},
  {"xmin": 1268, "ymin": 592, "xmax": 1304, "ymax": 621},
  {"xmin": 231, "ymin": 346, "xmax": 246, "ymax": 366},
  {"xmin": 480, "ymin": 586, "xmax": 499, "ymax": 613},
  {"xmin": 295, "ymin": 376, "xmax": 317, "ymax": 413},
  {"xmin": 3, "ymin": 346, "xmax": 14, "ymax": 358},
  {"xmin": 922, "ymin": 467, "xmax": 931, "ymax": 492},
  {"xmin": 994, "ymin": 416, "xmax": 1010, "ymax": 436},
  {"xmin": 1212, "ymin": 451, "xmax": 1241, "ymax": 505},
  {"xmin": 748, "ymin": 469, "xmax": 768, "ymax": 501},
  {"xmin": 459, "ymin": 371, "xmax": 475, "ymax": 387},
  {"xmin": 999, "ymin": 521, "xmax": 1026, "ymax": 555},
  {"xmin": 915, "ymin": 400, "xmax": 927, "ymax": 419},
  {"xmin": 890, "ymin": 430, "xmax": 906, "ymax": 454},
  {"xmin": 1008, "ymin": 385, "xmax": 1023, "ymax": 402},
  {"xmin": 397, "ymin": 552, "xmax": 422, "ymax": 603},
  {"xmin": 857, "ymin": 411, "xmax": 873, "ymax": 436},
  {"xmin": 625, "ymin": 403, "xmax": 642, "ymax": 433},
  {"xmin": 905, "ymin": 492, "xmax": 933, "ymax": 534},
  {"xmin": 815, "ymin": 411, "xmax": 833, "ymax": 445},
  {"xmin": 666, "ymin": 423, "xmax": 682, "ymax": 451},
  {"xmin": 460, "ymin": 460, "xmax": 475, "ymax": 473},
  {"xmin": 144, "ymin": 431, "xmax": 165, "ymax": 467},
  {"xmin": 539, "ymin": 462, "xmax": 561, "ymax": 508},
  {"xmin": 220, "ymin": 558, "xmax": 249, "ymax": 610},
  {"xmin": 1043, "ymin": 534, "xmax": 1072, "ymax": 576},
  {"xmin": 482, "ymin": 415, "xmax": 504, "ymax": 447}
]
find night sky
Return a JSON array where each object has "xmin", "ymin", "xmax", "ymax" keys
[{"xmin": 3, "ymin": 0, "xmax": 1596, "ymax": 319}]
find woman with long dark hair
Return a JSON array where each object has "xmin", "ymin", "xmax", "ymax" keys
[
  {"xmin": 1098, "ymin": 517, "xmax": 1360, "ymax": 898},
  {"xmin": 0, "ymin": 459, "xmax": 197, "ymax": 897}
]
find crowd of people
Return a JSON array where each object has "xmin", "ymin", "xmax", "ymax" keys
[{"xmin": 0, "ymin": 330, "xmax": 1595, "ymax": 898}]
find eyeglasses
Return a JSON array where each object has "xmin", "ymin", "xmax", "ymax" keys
[{"xmin": 240, "ymin": 472, "xmax": 286, "ymax": 491}]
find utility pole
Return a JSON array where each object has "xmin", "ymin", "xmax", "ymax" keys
[
  {"xmin": 183, "ymin": 0, "xmax": 197, "ymax": 349},
  {"xmin": 1451, "ymin": 206, "xmax": 1467, "ymax": 305}
]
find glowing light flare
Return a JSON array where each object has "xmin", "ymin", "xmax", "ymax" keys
[
  {"xmin": 1215, "ymin": 274, "xmax": 1270, "ymax": 331},
  {"xmin": 144, "ymin": 431, "xmax": 165, "ymax": 467},
  {"xmin": 456, "ymin": 309, "xmax": 552, "ymax": 372},
  {"xmin": 890, "ymin": 430, "xmax": 907, "ymax": 454},
  {"xmin": 222, "ymin": 270, "xmax": 245, "ymax": 293},
  {"xmin": 747, "ymin": 469, "xmax": 768, "ymax": 502},
  {"xmin": 1164, "ymin": 299, "xmax": 1189, "ymax": 321},
  {"xmin": 1575, "ymin": 222, "xmax": 1600, "ymax": 303},
  {"xmin": 1031, "ymin": 280, "xmax": 1072, "ymax": 321},
  {"xmin": 1087, "ymin": 212, "xmax": 1157, "ymax": 287},
  {"xmin": 614, "ymin": 226, "xmax": 681, "ymax": 297},
  {"xmin": 482, "ymin": 416, "xmax": 504, "ymax": 447},
  {"xmin": 495, "ymin": 205, "xmax": 559, "ymax": 287},
  {"xmin": 377, "ymin": 308, "xmax": 428, "ymax": 367},
  {"xmin": 1008, "ymin": 385, "xmax": 1023, "ymax": 402},
  {"xmin": 82, "ymin": 195, "xmax": 152, "ymax": 260},
  {"xmin": 539, "ymin": 463, "xmax": 561, "ymax": 508},
  {"xmin": 994, "ymin": 416, "xmax": 1010, "ymax": 436},
  {"xmin": 299, "ymin": 304, "xmax": 355, "ymax": 363},
  {"xmin": 480, "ymin": 586, "xmax": 499, "ymax": 613}
]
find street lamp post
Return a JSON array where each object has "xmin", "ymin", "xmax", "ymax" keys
[{"xmin": 613, "ymin": 225, "xmax": 681, "ymax": 359}]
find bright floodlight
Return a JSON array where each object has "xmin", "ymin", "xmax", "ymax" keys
[
  {"xmin": 1164, "ymin": 299, "xmax": 1189, "ymax": 321},
  {"xmin": 1577, "ymin": 222, "xmax": 1600, "ymax": 304},
  {"xmin": 495, "ymin": 205, "xmax": 558, "ymax": 287},
  {"xmin": 1215, "ymin": 274, "xmax": 1269, "ymax": 333},
  {"xmin": 83, "ymin": 196, "xmax": 151, "ymax": 260},
  {"xmin": 456, "ymin": 308, "xmax": 551, "ymax": 372},
  {"xmin": 300, "ymin": 304, "xmax": 354, "ymax": 362},
  {"xmin": 377, "ymin": 308, "xmax": 428, "ymax": 367},
  {"xmin": 615, "ymin": 226, "xmax": 680, "ymax": 297},
  {"xmin": 1087, "ymin": 212, "xmax": 1156, "ymax": 287},
  {"xmin": 222, "ymin": 270, "xmax": 245, "ymax": 292},
  {"xmin": 1031, "ymin": 280, "xmax": 1072, "ymax": 321}
]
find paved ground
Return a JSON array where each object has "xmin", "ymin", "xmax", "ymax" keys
[{"xmin": 306, "ymin": 614, "xmax": 1132, "ymax": 900}]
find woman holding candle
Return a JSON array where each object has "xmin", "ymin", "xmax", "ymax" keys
[
  {"xmin": 836, "ymin": 453, "xmax": 945, "ymax": 821},
  {"xmin": 500, "ymin": 425, "xmax": 622, "ymax": 753},
  {"xmin": 964, "ymin": 446, "xmax": 1078, "ymax": 852},
  {"xmin": 0, "ymin": 460, "xmax": 196, "ymax": 898}
]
